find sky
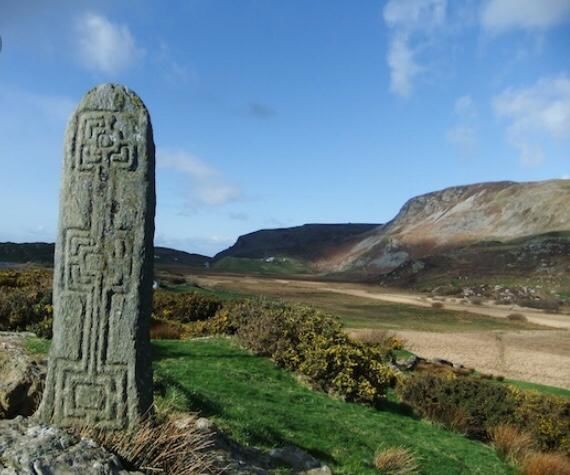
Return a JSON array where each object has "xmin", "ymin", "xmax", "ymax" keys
[{"xmin": 1, "ymin": 0, "xmax": 569, "ymax": 256}]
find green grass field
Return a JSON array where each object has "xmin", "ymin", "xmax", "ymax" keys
[
  {"xmin": 212, "ymin": 257, "xmax": 311, "ymax": 275},
  {"xmin": 185, "ymin": 276, "xmax": 546, "ymax": 332},
  {"xmin": 153, "ymin": 337, "xmax": 513, "ymax": 475}
]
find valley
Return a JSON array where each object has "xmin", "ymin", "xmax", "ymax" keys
[{"xmin": 190, "ymin": 273, "xmax": 570, "ymax": 389}]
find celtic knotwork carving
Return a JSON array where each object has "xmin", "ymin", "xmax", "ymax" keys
[{"xmin": 75, "ymin": 112, "xmax": 137, "ymax": 172}]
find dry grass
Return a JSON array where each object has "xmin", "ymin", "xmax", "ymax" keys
[
  {"xmin": 374, "ymin": 447, "xmax": 419, "ymax": 475},
  {"xmin": 150, "ymin": 318, "xmax": 183, "ymax": 340},
  {"xmin": 521, "ymin": 452, "xmax": 570, "ymax": 475},
  {"xmin": 507, "ymin": 313, "xmax": 528, "ymax": 322},
  {"xmin": 490, "ymin": 424, "xmax": 535, "ymax": 464},
  {"xmin": 75, "ymin": 418, "xmax": 216, "ymax": 474}
]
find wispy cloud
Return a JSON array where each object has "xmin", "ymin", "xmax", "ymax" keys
[
  {"xmin": 75, "ymin": 12, "xmax": 145, "ymax": 74},
  {"xmin": 447, "ymin": 125, "xmax": 478, "ymax": 156},
  {"xmin": 383, "ymin": 0, "xmax": 447, "ymax": 97},
  {"xmin": 228, "ymin": 212, "xmax": 249, "ymax": 221},
  {"xmin": 447, "ymin": 94, "xmax": 479, "ymax": 157},
  {"xmin": 158, "ymin": 149, "xmax": 242, "ymax": 208},
  {"xmin": 481, "ymin": 0, "xmax": 570, "ymax": 33},
  {"xmin": 454, "ymin": 95, "xmax": 477, "ymax": 117},
  {"xmin": 493, "ymin": 75, "xmax": 570, "ymax": 166},
  {"xmin": 247, "ymin": 102, "xmax": 277, "ymax": 120}
]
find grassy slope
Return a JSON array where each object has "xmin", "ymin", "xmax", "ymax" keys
[
  {"xmin": 153, "ymin": 338, "xmax": 513, "ymax": 475},
  {"xmin": 212, "ymin": 256, "xmax": 311, "ymax": 275}
]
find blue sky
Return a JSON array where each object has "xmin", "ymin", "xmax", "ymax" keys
[{"xmin": 1, "ymin": 0, "xmax": 569, "ymax": 256}]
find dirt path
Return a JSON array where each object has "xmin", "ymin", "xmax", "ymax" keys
[{"xmin": 355, "ymin": 329, "xmax": 570, "ymax": 390}]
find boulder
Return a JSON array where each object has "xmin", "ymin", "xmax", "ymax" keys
[
  {"xmin": 269, "ymin": 446, "xmax": 322, "ymax": 471},
  {"xmin": 0, "ymin": 417, "xmax": 140, "ymax": 474},
  {"xmin": 0, "ymin": 332, "xmax": 46, "ymax": 419}
]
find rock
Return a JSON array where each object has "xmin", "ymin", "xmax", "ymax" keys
[
  {"xmin": 196, "ymin": 417, "xmax": 215, "ymax": 433},
  {"xmin": 394, "ymin": 355, "xmax": 419, "ymax": 371},
  {"xmin": 301, "ymin": 466, "xmax": 333, "ymax": 475},
  {"xmin": 269, "ymin": 446, "xmax": 322, "ymax": 471},
  {"xmin": 0, "ymin": 332, "xmax": 46, "ymax": 419},
  {"xmin": 430, "ymin": 358, "xmax": 453, "ymax": 367},
  {"xmin": 0, "ymin": 417, "xmax": 141, "ymax": 474},
  {"xmin": 38, "ymin": 84, "xmax": 156, "ymax": 429}
]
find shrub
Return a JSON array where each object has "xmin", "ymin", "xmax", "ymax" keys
[
  {"xmin": 397, "ymin": 373, "xmax": 570, "ymax": 454},
  {"xmin": 520, "ymin": 297, "xmax": 561, "ymax": 313},
  {"xmin": 374, "ymin": 447, "xmax": 419, "ymax": 475},
  {"xmin": 152, "ymin": 290, "xmax": 223, "ymax": 323},
  {"xmin": 396, "ymin": 373, "xmax": 517, "ymax": 439},
  {"xmin": 74, "ymin": 418, "xmax": 215, "ymax": 474},
  {"xmin": 521, "ymin": 452, "xmax": 570, "ymax": 475},
  {"xmin": 491, "ymin": 424, "xmax": 535, "ymax": 464},
  {"xmin": 510, "ymin": 387, "xmax": 570, "ymax": 454},
  {"xmin": 355, "ymin": 329, "xmax": 406, "ymax": 357},
  {"xmin": 507, "ymin": 313, "xmax": 527, "ymax": 322},
  {"xmin": 150, "ymin": 318, "xmax": 183, "ymax": 340}
]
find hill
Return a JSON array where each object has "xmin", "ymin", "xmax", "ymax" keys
[
  {"xmin": 0, "ymin": 242, "xmax": 210, "ymax": 269},
  {"xmin": 324, "ymin": 180, "xmax": 570, "ymax": 276},
  {"xmin": 214, "ymin": 180, "xmax": 570, "ymax": 283}
]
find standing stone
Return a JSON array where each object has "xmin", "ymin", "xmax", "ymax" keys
[{"xmin": 38, "ymin": 84, "xmax": 155, "ymax": 429}]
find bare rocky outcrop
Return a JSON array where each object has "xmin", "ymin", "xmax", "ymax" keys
[
  {"xmin": 0, "ymin": 332, "xmax": 45, "ymax": 419},
  {"xmin": 0, "ymin": 417, "xmax": 140, "ymax": 475}
]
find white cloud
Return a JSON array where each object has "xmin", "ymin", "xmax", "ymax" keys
[
  {"xmin": 75, "ymin": 12, "xmax": 144, "ymax": 74},
  {"xmin": 493, "ymin": 75, "xmax": 570, "ymax": 166},
  {"xmin": 481, "ymin": 0, "xmax": 570, "ymax": 32},
  {"xmin": 454, "ymin": 95, "xmax": 477, "ymax": 117},
  {"xmin": 158, "ymin": 149, "xmax": 242, "ymax": 208},
  {"xmin": 383, "ymin": 0, "xmax": 447, "ymax": 97},
  {"xmin": 447, "ymin": 125, "xmax": 477, "ymax": 155},
  {"xmin": 386, "ymin": 34, "xmax": 422, "ymax": 97}
]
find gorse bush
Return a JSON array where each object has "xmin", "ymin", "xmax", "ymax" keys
[
  {"xmin": 397, "ymin": 373, "xmax": 570, "ymax": 455},
  {"xmin": 152, "ymin": 290, "xmax": 223, "ymax": 323},
  {"xmin": 0, "ymin": 270, "xmax": 53, "ymax": 337},
  {"xmin": 510, "ymin": 387, "xmax": 570, "ymax": 455}
]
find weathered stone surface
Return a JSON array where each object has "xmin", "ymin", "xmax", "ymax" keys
[
  {"xmin": 0, "ymin": 417, "xmax": 140, "ymax": 474},
  {"xmin": 0, "ymin": 332, "xmax": 46, "ymax": 419},
  {"xmin": 38, "ymin": 84, "xmax": 156, "ymax": 429}
]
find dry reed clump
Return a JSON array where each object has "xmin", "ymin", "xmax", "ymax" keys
[
  {"xmin": 374, "ymin": 447, "xmax": 419, "ymax": 475},
  {"xmin": 74, "ymin": 418, "xmax": 216, "ymax": 474},
  {"xmin": 490, "ymin": 424, "xmax": 535, "ymax": 464},
  {"xmin": 507, "ymin": 313, "xmax": 527, "ymax": 322},
  {"xmin": 521, "ymin": 451, "xmax": 570, "ymax": 475}
]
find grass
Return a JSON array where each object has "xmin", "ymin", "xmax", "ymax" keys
[
  {"xmin": 504, "ymin": 379, "xmax": 570, "ymax": 399},
  {"xmin": 212, "ymin": 256, "xmax": 311, "ymax": 275},
  {"xmin": 187, "ymin": 276, "xmax": 545, "ymax": 332},
  {"xmin": 24, "ymin": 336, "xmax": 51, "ymax": 355},
  {"xmin": 153, "ymin": 337, "xmax": 514, "ymax": 475}
]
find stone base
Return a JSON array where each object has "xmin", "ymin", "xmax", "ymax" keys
[{"xmin": 0, "ymin": 417, "xmax": 140, "ymax": 475}]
